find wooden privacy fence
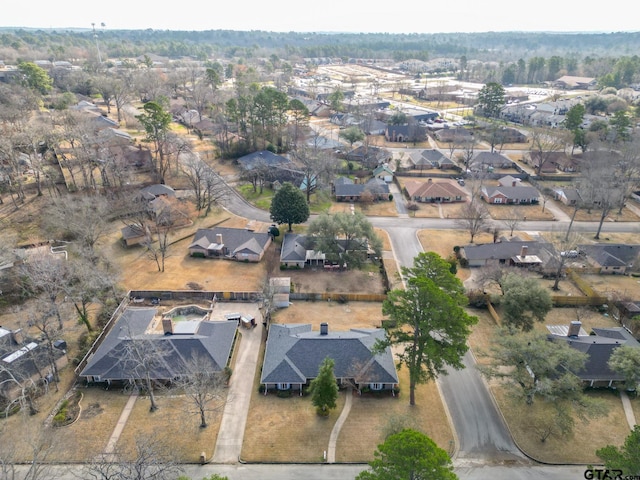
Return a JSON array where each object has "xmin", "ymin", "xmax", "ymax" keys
[{"xmin": 289, "ymin": 292, "xmax": 387, "ymax": 302}]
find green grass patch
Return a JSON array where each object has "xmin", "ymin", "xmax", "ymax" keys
[{"xmin": 236, "ymin": 184, "xmax": 275, "ymax": 210}]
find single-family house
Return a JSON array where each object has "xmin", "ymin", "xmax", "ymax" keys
[
  {"xmin": 260, "ymin": 323, "xmax": 398, "ymax": 394},
  {"xmin": 547, "ymin": 321, "xmax": 640, "ymax": 388},
  {"xmin": 480, "ymin": 185, "xmax": 540, "ymax": 204},
  {"xmin": 372, "ymin": 164, "xmax": 394, "ymax": 182},
  {"xmin": 553, "ymin": 187, "xmax": 581, "ymax": 206},
  {"xmin": 525, "ymin": 151, "xmax": 562, "ymax": 174},
  {"xmin": 1, "ymin": 326, "xmax": 68, "ymax": 405},
  {"xmin": 237, "ymin": 150, "xmax": 290, "ymax": 171},
  {"xmin": 385, "ymin": 124, "xmax": 412, "ymax": 143},
  {"xmin": 461, "ymin": 240, "xmax": 550, "ymax": 268},
  {"xmin": 404, "ymin": 179, "xmax": 466, "ymax": 203},
  {"xmin": 334, "ymin": 178, "xmax": 390, "ymax": 202},
  {"xmin": 433, "ymin": 127, "xmax": 473, "ymax": 143},
  {"xmin": 280, "ymin": 233, "xmax": 326, "ymax": 268},
  {"xmin": 345, "ymin": 146, "xmax": 390, "ymax": 168},
  {"xmin": 188, "ymin": 227, "xmax": 272, "ymax": 262},
  {"xmin": 79, "ymin": 306, "xmax": 237, "ymax": 386},
  {"xmin": 409, "ymin": 149, "xmax": 454, "ymax": 170},
  {"xmin": 471, "ymin": 152, "xmax": 514, "ymax": 171},
  {"xmin": 579, "ymin": 244, "xmax": 640, "ymax": 275}
]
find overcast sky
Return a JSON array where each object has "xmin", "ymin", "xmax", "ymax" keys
[{"xmin": 2, "ymin": 0, "xmax": 637, "ymax": 34}]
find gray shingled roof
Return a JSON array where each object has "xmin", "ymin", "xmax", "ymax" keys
[
  {"xmin": 237, "ymin": 150, "xmax": 290, "ymax": 171},
  {"xmin": 280, "ymin": 233, "xmax": 312, "ymax": 263},
  {"xmin": 80, "ymin": 307, "xmax": 237, "ymax": 382},
  {"xmin": 579, "ymin": 244, "xmax": 640, "ymax": 268},
  {"xmin": 261, "ymin": 324, "xmax": 398, "ymax": 385},
  {"xmin": 481, "ymin": 185, "xmax": 540, "ymax": 200},
  {"xmin": 549, "ymin": 327, "xmax": 640, "ymax": 382},
  {"xmin": 462, "ymin": 240, "xmax": 543, "ymax": 261},
  {"xmin": 189, "ymin": 227, "xmax": 271, "ymax": 256}
]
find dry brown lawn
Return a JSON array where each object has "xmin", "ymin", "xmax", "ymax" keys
[
  {"xmin": 103, "ymin": 211, "xmax": 270, "ymax": 292},
  {"xmin": 242, "ymin": 300, "xmax": 454, "ymax": 462},
  {"xmin": 336, "ymin": 368, "xmax": 454, "ymax": 462},
  {"xmin": 417, "ymin": 229, "xmax": 499, "ymax": 259},
  {"xmin": 469, "ymin": 306, "xmax": 632, "ymax": 463},
  {"xmin": 116, "ymin": 392, "xmax": 222, "ymax": 463},
  {"xmin": 485, "ymin": 203, "xmax": 555, "ymax": 221},
  {"xmin": 493, "ymin": 387, "xmax": 629, "ymax": 463},
  {"xmin": 582, "ymin": 274, "xmax": 640, "ymax": 300},
  {"xmin": 272, "ymin": 301, "xmax": 387, "ymax": 328},
  {"xmin": 631, "ymin": 395, "xmax": 640, "ymax": 423},
  {"xmin": 554, "ymin": 203, "xmax": 640, "ymax": 223}
]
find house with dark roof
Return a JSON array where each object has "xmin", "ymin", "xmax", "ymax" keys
[
  {"xmin": 345, "ymin": 146, "xmax": 390, "ymax": 168},
  {"xmin": 79, "ymin": 306, "xmax": 237, "ymax": 386},
  {"xmin": 1, "ymin": 326, "xmax": 68, "ymax": 405},
  {"xmin": 553, "ymin": 187, "xmax": 581, "ymax": 206},
  {"xmin": 579, "ymin": 244, "xmax": 640, "ymax": 275},
  {"xmin": 471, "ymin": 152, "xmax": 514, "ymax": 171},
  {"xmin": 433, "ymin": 127, "xmax": 474, "ymax": 143},
  {"xmin": 279, "ymin": 233, "xmax": 370, "ymax": 268},
  {"xmin": 404, "ymin": 179, "xmax": 466, "ymax": 203},
  {"xmin": 334, "ymin": 178, "xmax": 390, "ymax": 202},
  {"xmin": 260, "ymin": 323, "xmax": 398, "ymax": 394},
  {"xmin": 547, "ymin": 321, "xmax": 640, "ymax": 388},
  {"xmin": 188, "ymin": 227, "xmax": 272, "ymax": 262},
  {"xmin": 461, "ymin": 239, "xmax": 551, "ymax": 268},
  {"xmin": 280, "ymin": 233, "xmax": 326, "ymax": 269},
  {"xmin": 237, "ymin": 150, "xmax": 290, "ymax": 171},
  {"xmin": 408, "ymin": 149, "xmax": 455, "ymax": 170},
  {"xmin": 481, "ymin": 183, "xmax": 539, "ymax": 205}
]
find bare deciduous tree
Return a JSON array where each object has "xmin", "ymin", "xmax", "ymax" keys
[
  {"xmin": 457, "ymin": 201, "xmax": 491, "ymax": 243},
  {"xmin": 175, "ymin": 355, "xmax": 228, "ymax": 428},
  {"xmin": 502, "ymin": 207, "xmax": 523, "ymax": 236}
]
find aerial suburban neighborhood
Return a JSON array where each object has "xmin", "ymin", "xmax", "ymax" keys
[{"xmin": 1, "ymin": 24, "xmax": 640, "ymax": 480}]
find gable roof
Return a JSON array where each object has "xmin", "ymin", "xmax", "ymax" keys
[
  {"xmin": 189, "ymin": 227, "xmax": 271, "ymax": 256},
  {"xmin": 472, "ymin": 151, "xmax": 513, "ymax": 167},
  {"xmin": 579, "ymin": 244, "xmax": 640, "ymax": 268},
  {"xmin": 481, "ymin": 185, "xmax": 540, "ymax": 200},
  {"xmin": 237, "ymin": 150, "xmax": 290, "ymax": 171},
  {"xmin": 261, "ymin": 324, "xmax": 398, "ymax": 385},
  {"xmin": 80, "ymin": 307, "xmax": 237, "ymax": 381}
]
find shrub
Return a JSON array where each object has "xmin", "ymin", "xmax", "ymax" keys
[
  {"xmin": 388, "ymin": 194, "xmax": 394, "ymax": 201},
  {"xmin": 277, "ymin": 389, "xmax": 292, "ymax": 398},
  {"xmin": 280, "ymin": 264, "xmax": 287, "ymax": 270},
  {"xmin": 191, "ymin": 252, "xmax": 206, "ymax": 258}
]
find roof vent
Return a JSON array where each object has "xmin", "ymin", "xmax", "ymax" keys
[{"xmin": 320, "ymin": 323, "xmax": 328, "ymax": 335}]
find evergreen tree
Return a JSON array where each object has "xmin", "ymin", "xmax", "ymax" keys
[
  {"xmin": 269, "ymin": 182, "xmax": 310, "ymax": 231},
  {"xmin": 309, "ymin": 356, "xmax": 339, "ymax": 416}
]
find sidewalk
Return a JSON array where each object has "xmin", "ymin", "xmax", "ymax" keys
[
  {"xmin": 326, "ymin": 388, "xmax": 353, "ymax": 463},
  {"xmin": 212, "ymin": 322, "xmax": 263, "ymax": 463},
  {"xmin": 620, "ymin": 391, "xmax": 637, "ymax": 430},
  {"xmin": 104, "ymin": 391, "xmax": 138, "ymax": 454}
]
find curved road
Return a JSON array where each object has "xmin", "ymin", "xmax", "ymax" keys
[{"xmin": 193, "ymin": 170, "xmax": 637, "ymax": 476}]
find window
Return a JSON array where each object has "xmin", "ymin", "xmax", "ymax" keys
[
  {"xmin": 494, "ymin": 197, "xmax": 503, "ymax": 204},
  {"xmin": 277, "ymin": 383, "xmax": 290, "ymax": 390},
  {"xmin": 370, "ymin": 383, "xmax": 383, "ymax": 391}
]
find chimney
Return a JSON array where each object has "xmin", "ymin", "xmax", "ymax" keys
[
  {"xmin": 162, "ymin": 318, "xmax": 174, "ymax": 335},
  {"xmin": 320, "ymin": 323, "xmax": 328, "ymax": 335},
  {"xmin": 512, "ymin": 181, "xmax": 517, "ymax": 187},
  {"xmin": 568, "ymin": 320, "xmax": 582, "ymax": 337},
  {"xmin": 427, "ymin": 178, "xmax": 432, "ymax": 183},
  {"xmin": 520, "ymin": 245, "xmax": 528, "ymax": 258},
  {"xmin": 216, "ymin": 233, "xmax": 223, "ymax": 245}
]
